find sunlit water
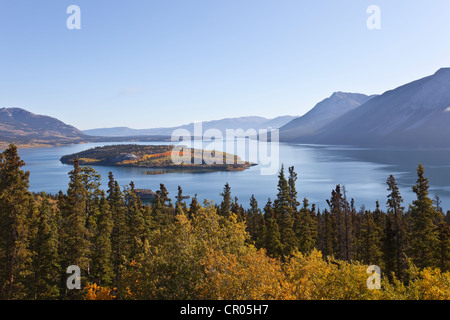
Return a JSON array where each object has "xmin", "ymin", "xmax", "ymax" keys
[{"xmin": 15, "ymin": 141, "xmax": 450, "ymax": 212}]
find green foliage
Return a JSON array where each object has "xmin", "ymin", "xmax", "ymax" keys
[
  {"xmin": 409, "ymin": 164, "xmax": 442, "ymax": 269},
  {"xmin": 1, "ymin": 148, "xmax": 449, "ymax": 300},
  {"xmin": 0, "ymin": 144, "xmax": 34, "ymax": 299}
]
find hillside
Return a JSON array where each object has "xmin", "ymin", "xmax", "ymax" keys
[
  {"xmin": 305, "ymin": 68, "xmax": 450, "ymax": 147},
  {"xmin": 0, "ymin": 107, "xmax": 88, "ymax": 147},
  {"xmin": 279, "ymin": 92, "xmax": 375, "ymax": 141},
  {"xmin": 0, "ymin": 108, "xmax": 172, "ymax": 148}
]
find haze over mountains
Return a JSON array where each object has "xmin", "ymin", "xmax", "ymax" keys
[
  {"xmin": 2, "ymin": 68, "xmax": 450, "ymax": 148},
  {"xmin": 83, "ymin": 116, "xmax": 296, "ymax": 137},
  {"xmin": 279, "ymin": 92, "xmax": 376, "ymax": 141},
  {"xmin": 286, "ymin": 68, "xmax": 450, "ymax": 147},
  {"xmin": 0, "ymin": 108, "xmax": 168, "ymax": 147}
]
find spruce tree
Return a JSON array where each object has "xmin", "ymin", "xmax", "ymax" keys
[
  {"xmin": 90, "ymin": 192, "xmax": 114, "ymax": 286},
  {"xmin": 409, "ymin": 164, "xmax": 441, "ymax": 269},
  {"xmin": 59, "ymin": 158, "xmax": 90, "ymax": 298},
  {"xmin": 0, "ymin": 145, "xmax": 34, "ymax": 299},
  {"xmin": 288, "ymin": 166, "xmax": 300, "ymax": 210},
  {"xmin": 274, "ymin": 165, "xmax": 296, "ymax": 256},
  {"xmin": 386, "ymin": 175, "xmax": 407, "ymax": 278},
  {"xmin": 188, "ymin": 194, "xmax": 200, "ymax": 218},
  {"xmin": 246, "ymin": 195, "xmax": 264, "ymax": 244},
  {"xmin": 220, "ymin": 183, "xmax": 232, "ymax": 218},
  {"xmin": 262, "ymin": 199, "xmax": 283, "ymax": 258},
  {"xmin": 175, "ymin": 186, "xmax": 187, "ymax": 216},
  {"xmin": 29, "ymin": 196, "xmax": 60, "ymax": 299},
  {"xmin": 125, "ymin": 182, "xmax": 150, "ymax": 262},
  {"xmin": 296, "ymin": 198, "xmax": 318, "ymax": 254},
  {"xmin": 107, "ymin": 172, "xmax": 128, "ymax": 296}
]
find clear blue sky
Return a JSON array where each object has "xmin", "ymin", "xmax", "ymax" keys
[{"xmin": 1, "ymin": 0, "xmax": 450, "ymax": 130}]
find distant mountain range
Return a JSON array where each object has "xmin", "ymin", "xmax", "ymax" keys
[
  {"xmin": 0, "ymin": 108, "xmax": 169, "ymax": 148},
  {"xmin": 3, "ymin": 68, "xmax": 450, "ymax": 148},
  {"xmin": 83, "ymin": 116, "xmax": 296, "ymax": 137},
  {"xmin": 282, "ymin": 68, "xmax": 450, "ymax": 147}
]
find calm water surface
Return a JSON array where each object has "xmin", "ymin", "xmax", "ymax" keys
[{"xmin": 16, "ymin": 141, "xmax": 450, "ymax": 211}]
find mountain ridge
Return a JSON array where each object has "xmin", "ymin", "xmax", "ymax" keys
[
  {"xmin": 279, "ymin": 92, "xmax": 376, "ymax": 141},
  {"xmin": 297, "ymin": 68, "xmax": 450, "ymax": 147},
  {"xmin": 83, "ymin": 115, "xmax": 297, "ymax": 137}
]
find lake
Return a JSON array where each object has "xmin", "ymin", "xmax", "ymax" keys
[{"xmin": 16, "ymin": 141, "xmax": 450, "ymax": 212}]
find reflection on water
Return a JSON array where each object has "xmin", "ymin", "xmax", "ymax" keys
[{"xmin": 16, "ymin": 141, "xmax": 450, "ymax": 211}]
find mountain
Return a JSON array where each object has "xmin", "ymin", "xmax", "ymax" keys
[
  {"xmin": 279, "ymin": 92, "xmax": 375, "ymax": 141},
  {"xmin": 0, "ymin": 107, "xmax": 85, "ymax": 138},
  {"xmin": 304, "ymin": 68, "xmax": 450, "ymax": 147},
  {"xmin": 0, "ymin": 108, "xmax": 171, "ymax": 148},
  {"xmin": 0, "ymin": 107, "xmax": 88, "ymax": 147},
  {"xmin": 83, "ymin": 115, "xmax": 296, "ymax": 137}
]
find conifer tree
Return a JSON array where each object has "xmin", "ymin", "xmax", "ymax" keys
[
  {"xmin": 220, "ymin": 183, "xmax": 232, "ymax": 218},
  {"xmin": 288, "ymin": 166, "xmax": 300, "ymax": 210},
  {"xmin": 231, "ymin": 196, "xmax": 245, "ymax": 222},
  {"xmin": 0, "ymin": 145, "xmax": 34, "ymax": 299},
  {"xmin": 29, "ymin": 197, "xmax": 60, "ymax": 299},
  {"xmin": 90, "ymin": 192, "xmax": 114, "ymax": 286},
  {"xmin": 274, "ymin": 165, "xmax": 296, "ymax": 256},
  {"xmin": 125, "ymin": 182, "xmax": 150, "ymax": 262},
  {"xmin": 152, "ymin": 184, "xmax": 175, "ymax": 226},
  {"xmin": 386, "ymin": 175, "xmax": 407, "ymax": 278},
  {"xmin": 262, "ymin": 199, "xmax": 283, "ymax": 258},
  {"xmin": 359, "ymin": 209, "xmax": 383, "ymax": 267},
  {"xmin": 106, "ymin": 172, "xmax": 128, "ymax": 295},
  {"xmin": 157, "ymin": 183, "xmax": 172, "ymax": 208},
  {"xmin": 327, "ymin": 185, "xmax": 349, "ymax": 261},
  {"xmin": 246, "ymin": 195, "xmax": 264, "ymax": 244},
  {"xmin": 409, "ymin": 164, "xmax": 441, "ymax": 269},
  {"xmin": 189, "ymin": 194, "xmax": 200, "ymax": 218},
  {"xmin": 175, "ymin": 186, "xmax": 187, "ymax": 216},
  {"xmin": 59, "ymin": 158, "xmax": 91, "ymax": 298},
  {"xmin": 296, "ymin": 198, "xmax": 318, "ymax": 254},
  {"xmin": 319, "ymin": 208, "xmax": 335, "ymax": 259},
  {"xmin": 436, "ymin": 220, "xmax": 450, "ymax": 272}
]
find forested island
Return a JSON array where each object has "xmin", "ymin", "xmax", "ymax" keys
[{"xmin": 60, "ymin": 144, "xmax": 255, "ymax": 172}]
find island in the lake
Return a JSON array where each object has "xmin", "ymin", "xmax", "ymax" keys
[{"xmin": 60, "ymin": 144, "xmax": 256, "ymax": 173}]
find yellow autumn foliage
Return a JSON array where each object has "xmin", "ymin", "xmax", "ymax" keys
[
  {"xmin": 114, "ymin": 206, "xmax": 450, "ymax": 300},
  {"xmin": 84, "ymin": 284, "xmax": 116, "ymax": 300}
]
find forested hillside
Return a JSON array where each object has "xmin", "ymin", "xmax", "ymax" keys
[{"xmin": 0, "ymin": 144, "xmax": 449, "ymax": 300}]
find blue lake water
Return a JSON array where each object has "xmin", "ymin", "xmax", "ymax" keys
[{"xmin": 16, "ymin": 141, "xmax": 450, "ymax": 212}]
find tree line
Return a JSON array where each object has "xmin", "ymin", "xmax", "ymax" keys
[{"xmin": 0, "ymin": 144, "xmax": 449, "ymax": 300}]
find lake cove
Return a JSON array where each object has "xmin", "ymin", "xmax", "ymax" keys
[{"xmin": 180, "ymin": 304, "xmax": 214, "ymax": 317}]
